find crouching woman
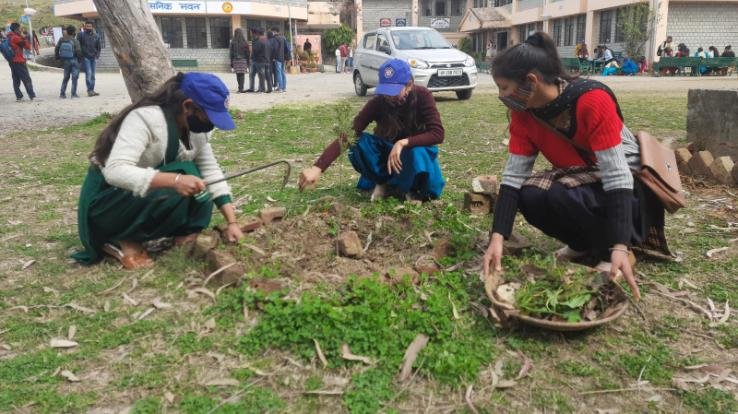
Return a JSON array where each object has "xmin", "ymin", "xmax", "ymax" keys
[
  {"xmin": 299, "ymin": 59, "xmax": 445, "ymax": 201},
  {"xmin": 73, "ymin": 72, "xmax": 244, "ymax": 269},
  {"xmin": 482, "ymin": 33, "xmax": 672, "ymax": 300}
]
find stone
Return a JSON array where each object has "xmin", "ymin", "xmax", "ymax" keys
[
  {"xmin": 687, "ymin": 89, "xmax": 738, "ymax": 160},
  {"xmin": 336, "ymin": 231, "xmax": 363, "ymax": 258},
  {"xmin": 192, "ymin": 231, "xmax": 219, "ymax": 258},
  {"xmin": 248, "ymin": 278, "xmax": 285, "ymax": 294},
  {"xmin": 709, "ymin": 156, "xmax": 736, "ymax": 185},
  {"xmin": 686, "ymin": 142, "xmax": 698, "ymax": 154},
  {"xmin": 384, "ymin": 266, "xmax": 419, "ymax": 285},
  {"xmin": 463, "ymin": 192, "xmax": 492, "ymax": 215},
  {"xmin": 239, "ymin": 216, "xmax": 262, "ymax": 233},
  {"xmin": 503, "ymin": 232, "xmax": 532, "ymax": 256},
  {"xmin": 471, "ymin": 175, "xmax": 499, "ymax": 196},
  {"xmin": 687, "ymin": 151, "xmax": 714, "ymax": 177},
  {"xmin": 414, "ymin": 256, "xmax": 440, "ymax": 275},
  {"xmin": 674, "ymin": 147, "xmax": 693, "ymax": 175},
  {"xmin": 206, "ymin": 250, "xmax": 244, "ymax": 286},
  {"xmin": 259, "ymin": 207, "xmax": 286, "ymax": 224},
  {"xmin": 432, "ymin": 239, "xmax": 454, "ymax": 260}
]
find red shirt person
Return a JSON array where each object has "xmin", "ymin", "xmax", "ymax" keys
[{"xmin": 6, "ymin": 22, "xmax": 36, "ymax": 101}]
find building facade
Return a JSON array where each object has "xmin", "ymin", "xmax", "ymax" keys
[
  {"xmin": 458, "ymin": 0, "xmax": 738, "ymax": 65},
  {"xmin": 53, "ymin": 0, "xmax": 310, "ymax": 70}
]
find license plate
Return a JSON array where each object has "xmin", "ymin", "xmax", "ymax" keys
[{"xmin": 437, "ymin": 68, "xmax": 462, "ymax": 77}]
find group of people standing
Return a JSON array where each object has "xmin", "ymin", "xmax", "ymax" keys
[
  {"xmin": 72, "ymin": 31, "xmax": 672, "ymax": 303},
  {"xmin": 1, "ymin": 20, "xmax": 101, "ymax": 102},
  {"xmin": 335, "ymin": 43, "xmax": 352, "ymax": 73},
  {"xmin": 229, "ymin": 26, "xmax": 289, "ymax": 94}
]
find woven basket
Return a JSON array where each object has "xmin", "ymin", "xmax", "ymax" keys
[{"xmin": 484, "ymin": 265, "xmax": 629, "ymax": 332}]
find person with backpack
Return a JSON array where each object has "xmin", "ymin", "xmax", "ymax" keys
[
  {"xmin": 77, "ymin": 20, "xmax": 101, "ymax": 97},
  {"xmin": 269, "ymin": 26, "xmax": 287, "ymax": 93},
  {"xmin": 55, "ymin": 25, "xmax": 82, "ymax": 99},
  {"xmin": 5, "ymin": 22, "xmax": 36, "ymax": 102}
]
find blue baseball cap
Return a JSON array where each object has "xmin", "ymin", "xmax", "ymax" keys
[
  {"xmin": 375, "ymin": 59, "xmax": 413, "ymax": 96},
  {"xmin": 180, "ymin": 72, "xmax": 236, "ymax": 131}
]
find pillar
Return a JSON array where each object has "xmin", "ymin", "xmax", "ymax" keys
[
  {"xmin": 412, "ymin": 0, "xmax": 419, "ymax": 26},
  {"xmin": 231, "ymin": 14, "xmax": 241, "ymax": 30},
  {"xmin": 649, "ymin": 0, "xmax": 670, "ymax": 65},
  {"xmin": 356, "ymin": 0, "xmax": 364, "ymax": 42},
  {"xmin": 584, "ymin": 10, "xmax": 594, "ymax": 50}
]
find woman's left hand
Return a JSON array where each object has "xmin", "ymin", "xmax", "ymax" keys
[
  {"xmin": 610, "ymin": 245, "xmax": 640, "ymax": 300},
  {"xmin": 387, "ymin": 139, "xmax": 408, "ymax": 175},
  {"xmin": 224, "ymin": 222, "xmax": 244, "ymax": 243}
]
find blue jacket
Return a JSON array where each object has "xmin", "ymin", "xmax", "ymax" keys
[{"xmin": 76, "ymin": 30, "xmax": 101, "ymax": 59}]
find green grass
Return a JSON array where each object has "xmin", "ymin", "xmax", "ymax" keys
[{"xmin": 0, "ymin": 90, "xmax": 735, "ymax": 412}]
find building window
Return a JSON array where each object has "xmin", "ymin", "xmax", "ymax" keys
[
  {"xmin": 564, "ymin": 17, "xmax": 574, "ymax": 46},
  {"xmin": 451, "ymin": 0, "xmax": 463, "ymax": 15},
  {"xmin": 185, "ymin": 17, "xmax": 206, "ymax": 49},
  {"xmin": 435, "ymin": 0, "xmax": 446, "ymax": 16},
  {"xmin": 209, "ymin": 17, "xmax": 231, "ymax": 48},
  {"xmin": 599, "ymin": 10, "xmax": 612, "ymax": 44},
  {"xmin": 494, "ymin": 0, "xmax": 511, "ymax": 6},
  {"xmin": 552, "ymin": 19, "xmax": 562, "ymax": 47},
  {"xmin": 473, "ymin": 0, "xmax": 486, "ymax": 7},
  {"xmin": 576, "ymin": 14, "xmax": 586, "ymax": 44},
  {"xmin": 615, "ymin": 9, "xmax": 624, "ymax": 43},
  {"xmin": 159, "ymin": 17, "xmax": 183, "ymax": 48},
  {"xmin": 423, "ymin": 0, "xmax": 432, "ymax": 16}
]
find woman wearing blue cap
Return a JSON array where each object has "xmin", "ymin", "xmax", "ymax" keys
[
  {"xmin": 299, "ymin": 58, "xmax": 445, "ymax": 201},
  {"xmin": 73, "ymin": 72, "xmax": 243, "ymax": 269}
]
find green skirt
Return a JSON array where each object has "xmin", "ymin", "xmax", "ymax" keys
[{"xmin": 73, "ymin": 161, "xmax": 213, "ymax": 264}]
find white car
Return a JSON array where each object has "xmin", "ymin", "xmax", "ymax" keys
[{"xmin": 352, "ymin": 27, "xmax": 478, "ymax": 100}]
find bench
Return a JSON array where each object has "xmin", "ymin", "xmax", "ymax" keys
[
  {"xmin": 561, "ymin": 57, "xmax": 592, "ymax": 74},
  {"xmin": 653, "ymin": 57, "xmax": 738, "ymax": 76},
  {"xmin": 700, "ymin": 57, "xmax": 738, "ymax": 76},
  {"xmin": 172, "ymin": 59, "xmax": 199, "ymax": 68}
]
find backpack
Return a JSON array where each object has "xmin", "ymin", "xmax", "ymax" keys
[
  {"xmin": 0, "ymin": 37, "xmax": 14, "ymax": 62},
  {"xmin": 59, "ymin": 39, "xmax": 75, "ymax": 59}
]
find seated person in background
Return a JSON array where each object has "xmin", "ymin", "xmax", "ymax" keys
[
  {"xmin": 620, "ymin": 57, "xmax": 639, "ymax": 75},
  {"xmin": 73, "ymin": 73, "xmax": 244, "ymax": 269},
  {"xmin": 659, "ymin": 47, "xmax": 678, "ymax": 76},
  {"xmin": 575, "ymin": 42, "xmax": 589, "ymax": 62},
  {"xmin": 722, "ymin": 45, "xmax": 735, "ymax": 57},
  {"xmin": 708, "ymin": 46, "xmax": 720, "ymax": 58},
  {"xmin": 299, "ymin": 59, "xmax": 445, "ymax": 201},
  {"xmin": 695, "ymin": 47, "xmax": 707, "ymax": 58}
]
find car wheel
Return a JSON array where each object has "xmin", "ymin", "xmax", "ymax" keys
[
  {"xmin": 354, "ymin": 72, "xmax": 368, "ymax": 96},
  {"xmin": 456, "ymin": 89, "xmax": 473, "ymax": 100}
]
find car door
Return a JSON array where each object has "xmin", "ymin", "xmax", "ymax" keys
[
  {"xmin": 367, "ymin": 32, "xmax": 392, "ymax": 86},
  {"xmin": 357, "ymin": 32, "xmax": 378, "ymax": 86}
]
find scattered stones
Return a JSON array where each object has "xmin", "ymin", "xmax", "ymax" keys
[
  {"xmin": 471, "ymin": 175, "xmax": 499, "ymax": 196},
  {"xmin": 336, "ymin": 231, "xmax": 363, "ymax": 258},
  {"xmin": 674, "ymin": 147, "xmax": 692, "ymax": 174},
  {"xmin": 414, "ymin": 256, "xmax": 440, "ymax": 275},
  {"xmin": 259, "ymin": 207, "xmax": 286, "ymax": 224},
  {"xmin": 206, "ymin": 250, "xmax": 244, "ymax": 286},
  {"xmin": 710, "ymin": 156, "xmax": 735, "ymax": 185},
  {"xmin": 503, "ymin": 232, "xmax": 532, "ymax": 256},
  {"xmin": 463, "ymin": 192, "xmax": 492, "ymax": 215},
  {"xmin": 248, "ymin": 278, "xmax": 285, "ymax": 294},
  {"xmin": 432, "ymin": 239, "xmax": 454, "ymax": 260},
  {"xmin": 192, "ymin": 231, "xmax": 219, "ymax": 258},
  {"xmin": 687, "ymin": 151, "xmax": 714, "ymax": 177},
  {"xmin": 239, "ymin": 216, "xmax": 262, "ymax": 233}
]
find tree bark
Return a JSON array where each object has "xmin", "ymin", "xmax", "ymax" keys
[{"xmin": 92, "ymin": 0, "xmax": 175, "ymax": 102}]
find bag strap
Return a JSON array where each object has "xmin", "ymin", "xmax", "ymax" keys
[{"xmin": 530, "ymin": 114, "xmax": 597, "ymax": 166}]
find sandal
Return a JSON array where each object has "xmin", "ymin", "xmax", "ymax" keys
[{"xmin": 103, "ymin": 243, "xmax": 154, "ymax": 270}]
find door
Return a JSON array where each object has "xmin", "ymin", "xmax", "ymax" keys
[{"xmin": 497, "ymin": 31, "xmax": 508, "ymax": 51}]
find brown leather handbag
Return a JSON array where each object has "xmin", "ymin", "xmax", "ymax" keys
[
  {"xmin": 633, "ymin": 131, "xmax": 686, "ymax": 213},
  {"xmin": 532, "ymin": 115, "xmax": 686, "ymax": 213}
]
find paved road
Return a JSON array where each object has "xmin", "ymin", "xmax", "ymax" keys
[{"xmin": 1, "ymin": 63, "xmax": 737, "ymax": 137}]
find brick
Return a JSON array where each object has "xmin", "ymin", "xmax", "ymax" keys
[
  {"xmin": 710, "ymin": 156, "xmax": 735, "ymax": 185},
  {"xmin": 503, "ymin": 232, "xmax": 532, "ymax": 256},
  {"xmin": 471, "ymin": 175, "xmax": 499, "ymax": 196},
  {"xmin": 463, "ymin": 192, "xmax": 492, "ymax": 215},
  {"xmin": 206, "ymin": 250, "xmax": 244, "ymax": 286},
  {"xmin": 239, "ymin": 216, "xmax": 262, "ymax": 233},
  {"xmin": 192, "ymin": 231, "xmax": 219, "ymax": 258},
  {"xmin": 336, "ymin": 231, "xmax": 363, "ymax": 258},
  {"xmin": 675, "ymin": 147, "xmax": 692, "ymax": 175},
  {"xmin": 259, "ymin": 207, "xmax": 286, "ymax": 224},
  {"xmin": 687, "ymin": 151, "xmax": 714, "ymax": 177},
  {"xmin": 414, "ymin": 256, "xmax": 440, "ymax": 275}
]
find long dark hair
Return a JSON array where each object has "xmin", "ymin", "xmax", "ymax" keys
[
  {"xmin": 91, "ymin": 73, "xmax": 188, "ymax": 166},
  {"xmin": 492, "ymin": 32, "xmax": 572, "ymax": 84},
  {"xmin": 233, "ymin": 28, "xmax": 247, "ymax": 52},
  {"xmin": 374, "ymin": 86, "xmax": 423, "ymax": 140}
]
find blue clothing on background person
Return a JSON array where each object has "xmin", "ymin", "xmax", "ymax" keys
[{"xmin": 621, "ymin": 58, "xmax": 638, "ymax": 75}]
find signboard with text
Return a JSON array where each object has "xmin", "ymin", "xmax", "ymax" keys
[
  {"xmin": 379, "ymin": 18, "xmax": 392, "ymax": 27},
  {"xmin": 430, "ymin": 17, "xmax": 450, "ymax": 29},
  {"xmin": 147, "ymin": 1, "xmax": 255, "ymax": 14}
]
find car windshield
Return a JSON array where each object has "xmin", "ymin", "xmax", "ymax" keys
[{"xmin": 390, "ymin": 30, "xmax": 451, "ymax": 50}]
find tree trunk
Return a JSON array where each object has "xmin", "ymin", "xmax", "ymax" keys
[{"xmin": 92, "ymin": 0, "xmax": 175, "ymax": 102}]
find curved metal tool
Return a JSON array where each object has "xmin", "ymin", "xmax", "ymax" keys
[{"xmin": 205, "ymin": 159, "xmax": 292, "ymax": 189}]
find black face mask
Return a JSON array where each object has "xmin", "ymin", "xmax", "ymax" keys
[{"xmin": 187, "ymin": 115, "xmax": 215, "ymax": 133}]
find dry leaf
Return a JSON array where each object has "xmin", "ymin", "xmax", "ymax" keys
[
  {"xmin": 190, "ymin": 287, "xmax": 216, "ymax": 301},
  {"xmin": 126, "ymin": 278, "xmax": 138, "ymax": 294},
  {"xmin": 706, "ymin": 246, "xmax": 730, "ymax": 258},
  {"xmin": 495, "ymin": 379, "xmax": 517, "ymax": 388},
  {"xmin": 243, "ymin": 243, "xmax": 266, "ymax": 256},
  {"xmin": 50, "ymin": 338, "xmax": 79, "ymax": 348},
  {"xmin": 137, "ymin": 308, "xmax": 155, "ymax": 320},
  {"xmin": 152, "ymin": 298, "xmax": 172, "ymax": 310},
  {"xmin": 399, "ymin": 334, "xmax": 429, "ymax": 381},
  {"xmin": 341, "ymin": 343, "xmax": 373, "ymax": 365},
  {"xmin": 266, "ymin": 196, "xmax": 277, "ymax": 202},
  {"xmin": 516, "ymin": 351, "xmax": 533, "ymax": 380},
  {"xmin": 313, "ymin": 339, "xmax": 328, "ymax": 368},
  {"xmin": 67, "ymin": 325, "xmax": 77, "ymax": 341},
  {"xmin": 204, "ymin": 318, "xmax": 216, "ymax": 330},
  {"xmin": 465, "ymin": 384, "xmax": 479, "ymax": 414},
  {"xmin": 122, "ymin": 293, "xmax": 139, "ymax": 306},
  {"xmin": 164, "ymin": 391, "xmax": 175, "ymax": 404},
  {"xmin": 60, "ymin": 370, "xmax": 80, "ymax": 382},
  {"xmin": 21, "ymin": 259, "xmax": 36, "ymax": 270},
  {"xmin": 103, "ymin": 300, "xmax": 111, "ymax": 312},
  {"xmin": 66, "ymin": 303, "xmax": 95, "ymax": 314},
  {"xmin": 448, "ymin": 293, "xmax": 460, "ymax": 320},
  {"xmin": 203, "ymin": 378, "xmax": 239, "ymax": 387}
]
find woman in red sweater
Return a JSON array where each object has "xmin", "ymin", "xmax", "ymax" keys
[
  {"xmin": 299, "ymin": 59, "xmax": 445, "ymax": 201},
  {"xmin": 482, "ymin": 32, "xmax": 671, "ymax": 299}
]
